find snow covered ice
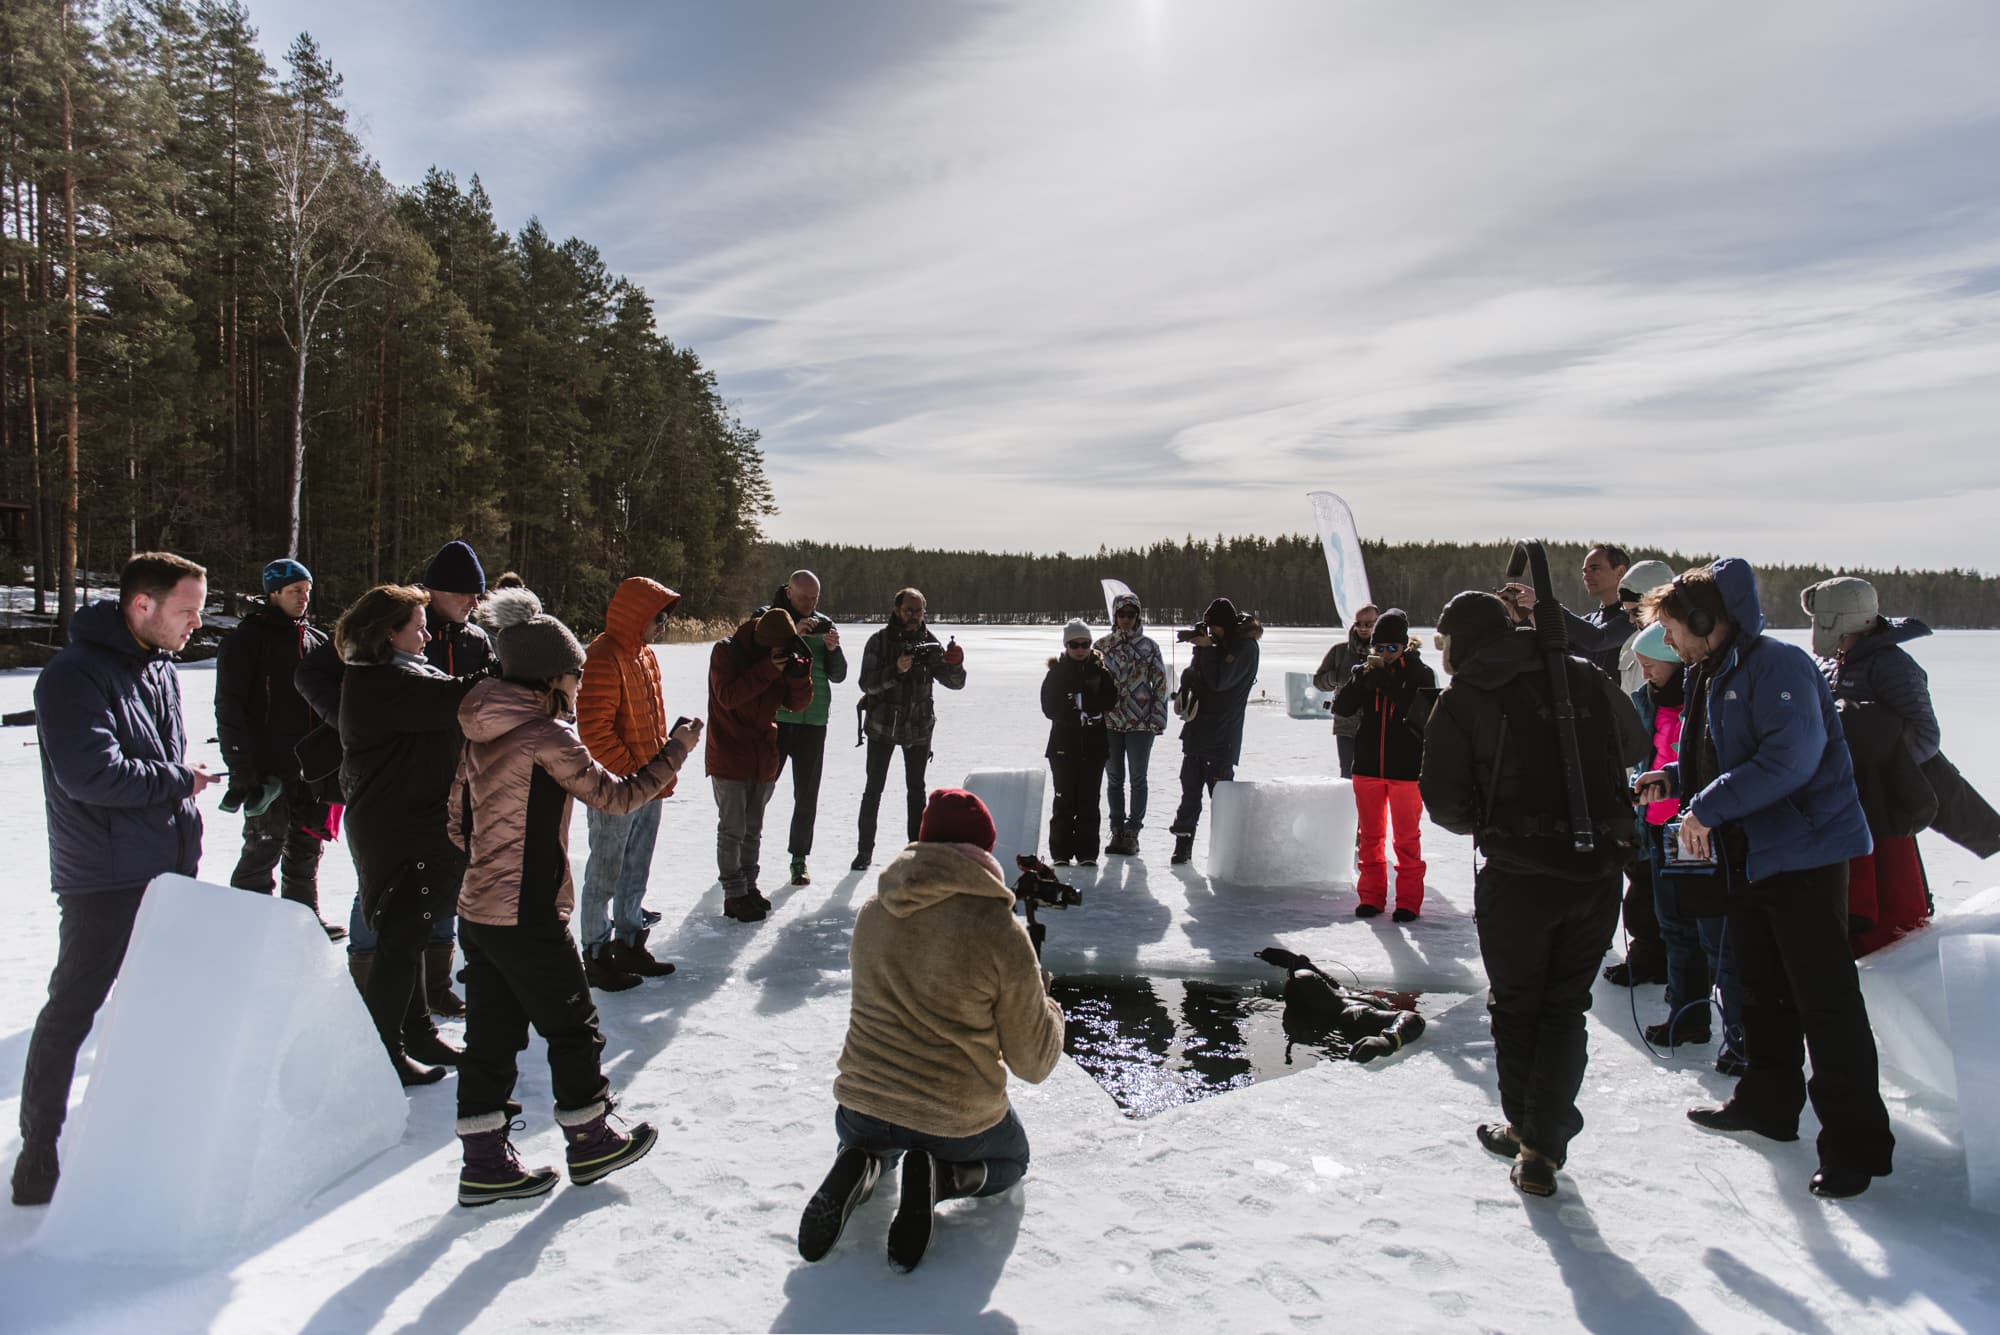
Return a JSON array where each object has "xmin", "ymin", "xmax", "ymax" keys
[
  {"xmin": 1207, "ymin": 778, "xmax": 1359, "ymax": 888},
  {"xmin": 32, "ymin": 875, "xmax": 407, "ymax": 1264},
  {"xmin": 1, "ymin": 622, "xmax": 1998, "ymax": 1333}
]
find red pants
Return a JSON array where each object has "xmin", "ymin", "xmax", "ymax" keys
[
  {"xmin": 1849, "ymin": 835, "xmax": 1930, "ymax": 958},
  {"xmin": 1355, "ymin": 776, "xmax": 1426, "ymax": 912}
]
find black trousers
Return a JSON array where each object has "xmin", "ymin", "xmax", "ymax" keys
[
  {"xmin": 362, "ymin": 863, "xmax": 449, "ymax": 1056},
  {"xmin": 1170, "ymin": 752, "xmax": 1234, "ymax": 835},
  {"xmin": 1728, "ymin": 861, "xmax": 1895, "ymax": 1176},
  {"xmin": 19, "ymin": 888, "xmax": 146, "ymax": 1145},
  {"xmin": 1473, "ymin": 865, "xmax": 1622, "ymax": 1163},
  {"xmin": 229, "ymin": 781, "xmax": 326, "ymax": 910},
  {"xmin": 457, "ymin": 917, "xmax": 611, "ymax": 1119},
  {"xmin": 1619, "ymin": 858, "xmax": 1666, "ymax": 975},
  {"xmin": 776, "ymin": 722, "xmax": 829, "ymax": 857},
  {"xmin": 1048, "ymin": 745, "xmax": 1108, "ymax": 862},
  {"xmin": 857, "ymin": 735, "xmax": 928, "ymax": 855}
]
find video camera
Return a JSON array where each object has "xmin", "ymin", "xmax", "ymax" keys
[
  {"xmin": 897, "ymin": 632, "xmax": 952, "ymax": 671},
  {"xmin": 779, "ymin": 635, "xmax": 813, "ymax": 679},
  {"xmin": 1175, "ymin": 623, "xmax": 1210, "ymax": 645},
  {"xmin": 1014, "ymin": 853, "xmax": 1082, "ymax": 958}
]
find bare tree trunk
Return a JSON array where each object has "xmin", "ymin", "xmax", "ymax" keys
[
  {"xmin": 16, "ymin": 177, "xmax": 45, "ymax": 616},
  {"xmin": 369, "ymin": 330, "xmax": 384, "ymax": 582},
  {"xmin": 58, "ymin": 1, "xmax": 79, "ymax": 633}
]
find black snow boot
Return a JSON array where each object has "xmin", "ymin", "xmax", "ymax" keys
[
  {"xmin": 585, "ymin": 947, "xmax": 642, "ymax": 993},
  {"xmin": 723, "ymin": 892, "xmax": 770, "ymax": 923},
  {"xmin": 886, "ymin": 1150, "xmax": 986, "ymax": 1273},
  {"xmin": 1170, "ymin": 830, "xmax": 1194, "ymax": 865},
  {"xmin": 1688, "ymin": 1101, "xmax": 1800, "ymax": 1142},
  {"xmin": 560, "ymin": 1099, "xmax": 659, "ymax": 1186},
  {"xmin": 10, "ymin": 1139, "xmax": 58, "ymax": 1206},
  {"xmin": 392, "ymin": 1052, "xmax": 447, "ymax": 1087},
  {"xmin": 798, "ymin": 1146, "xmax": 883, "ymax": 1262},
  {"xmin": 457, "ymin": 1113, "xmax": 558, "ymax": 1208},
  {"xmin": 606, "ymin": 930, "xmax": 675, "ymax": 978}
]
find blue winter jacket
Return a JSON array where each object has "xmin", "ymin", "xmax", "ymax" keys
[
  {"xmin": 1179, "ymin": 619, "xmax": 1261, "ymax": 763},
  {"xmin": 35, "ymin": 599, "xmax": 202, "ymax": 895},
  {"xmin": 1664, "ymin": 558, "xmax": 1871, "ymax": 882},
  {"xmin": 1821, "ymin": 617, "xmax": 1940, "ymax": 764}
]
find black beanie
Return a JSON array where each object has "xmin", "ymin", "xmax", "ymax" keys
[
  {"xmin": 1203, "ymin": 597, "xmax": 1238, "ymax": 627},
  {"xmin": 423, "ymin": 540, "xmax": 486, "ymax": 595},
  {"xmin": 1371, "ymin": 609, "xmax": 1410, "ymax": 647},
  {"xmin": 1436, "ymin": 592, "xmax": 1513, "ymax": 665}
]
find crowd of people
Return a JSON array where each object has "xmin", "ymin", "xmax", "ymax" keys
[{"xmin": 11, "ymin": 536, "xmax": 1983, "ymax": 1263}]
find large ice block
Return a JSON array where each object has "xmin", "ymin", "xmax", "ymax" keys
[
  {"xmin": 1857, "ymin": 885, "xmax": 2000, "ymax": 1103},
  {"xmin": 33, "ymin": 875, "xmax": 407, "ymax": 1263},
  {"xmin": 962, "ymin": 768, "xmax": 1045, "ymax": 874},
  {"xmin": 1941, "ymin": 932, "xmax": 2000, "ymax": 1214},
  {"xmin": 1284, "ymin": 672, "xmax": 1334, "ymax": 721},
  {"xmin": 1207, "ymin": 778, "xmax": 1357, "ymax": 887}
]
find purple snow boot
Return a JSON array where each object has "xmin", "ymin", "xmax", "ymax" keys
[
  {"xmin": 456, "ymin": 1113, "xmax": 558, "ymax": 1208},
  {"xmin": 558, "ymin": 1098, "xmax": 659, "ymax": 1186}
]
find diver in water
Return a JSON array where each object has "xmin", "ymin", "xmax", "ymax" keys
[{"xmin": 1255, "ymin": 947, "xmax": 1425, "ymax": 1063}]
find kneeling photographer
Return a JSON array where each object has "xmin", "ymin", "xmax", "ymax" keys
[
  {"xmin": 1167, "ymin": 597, "xmax": 1263, "ymax": 865},
  {"xmin": 799, "ymin": 790, "xmax": 1064, "ymax": 1273}
]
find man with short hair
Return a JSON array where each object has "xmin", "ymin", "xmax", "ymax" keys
[
  {"xmin": 14, "ymin": 553, "xmax": 219, "ymax": 1206},
  {"xmin": 852, "ymin": 588, "xmax": 966, "ymax": 870},
  {"xmin": 1313, "ymin": 604, "xmax": 1378, "ymax": 779},
  {"xmin": 217, "ymin": 558, "xmax": 342, "ymax": 940},
  {"xmin": 769, "ymin": 570, "xmax": 847, "ymax": 887},
  {"xmin": 1504, "ymin": 543, "xmax": 1637, "ymax": 679}
]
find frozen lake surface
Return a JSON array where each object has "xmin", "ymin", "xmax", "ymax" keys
[{"xmin": 1, "ymin": 620, "xmax": 1996, "ymax": 1332}]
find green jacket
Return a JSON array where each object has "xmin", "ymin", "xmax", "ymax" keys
[{"xmin": 777, "ymin": 630, "xmax": 847, "ymax": 726}]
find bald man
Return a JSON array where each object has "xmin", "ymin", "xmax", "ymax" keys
[{"xmin": 767, "ymin": 571, "xmax": 848, "ymax": 886}]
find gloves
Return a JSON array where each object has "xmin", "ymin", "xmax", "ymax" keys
[
  {"xmin": 1351, "ymin": 1036, "xmax": 1395, "ymax": 1064},
  {"xmin": 942, "ymin": 638, "xmax": 964, "ymax": 667},
  {"xmin": 222, "ymin": 769, "xmax": 261, "ymax": 813},
  {"xmin": 783, "ymin": 653, "xmax": 811, "ymax": 680}
]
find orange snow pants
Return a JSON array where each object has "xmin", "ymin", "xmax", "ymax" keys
[{"xmin": 1355, "ymin": 775, "xmax": 1426, "ymax": 913}]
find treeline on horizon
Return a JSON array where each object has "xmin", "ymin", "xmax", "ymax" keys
[
  {"xmin": 2, "ymin": 1, "xmax": 773, "ymax": 635},
  {"xmin": 755, "ymin": 536, "xmax": 2000, "ymax": 632}
]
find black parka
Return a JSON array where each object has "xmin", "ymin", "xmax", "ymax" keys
[
  {"xmin": 215, "ymin": 601, "xmax": 328, "ymax": 783},
  {"xmin": 1041, "ymin": 651, "xmax": 1118, "ymax": 762},
  {"xmin": 1331, "ymin": 647, "xmax": 1437, "ymax": 781}
]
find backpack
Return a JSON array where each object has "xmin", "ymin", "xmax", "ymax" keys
[{"xmin": 1478, "ymin": 660, "xmax": 1638, "ymax": 882}]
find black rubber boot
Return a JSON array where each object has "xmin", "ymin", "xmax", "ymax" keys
[
  {"xmin": 798, "ymin": 1146, "xmax": 883, "ymax": 1262},
  {"xmin": 10, "ymin": 1139, "xmax": 58, "ymax": 1206}
]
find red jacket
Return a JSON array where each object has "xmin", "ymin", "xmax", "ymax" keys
[{"xmin": 705, "ymin": 620, "xmax": 812, "ymax": 782}]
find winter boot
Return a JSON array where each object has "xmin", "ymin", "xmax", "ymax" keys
[
  {"xmin": 1170, "ymin": 830, "xmax": 1194, "ymax": 865},
  {"xmin": 790, "ymin": 857, "xmax": 810, "ymax": 886},
  {"xmin": 640, "ymin": 906, "xmax": 662, "ymax": 928},
  {"xmin": 1511, "ymin": 1147, "xmax": 1559, "ymax": 1198},
  {"xmin": 10, "ymin": 1139, "xmax": 58, "ymax": 1206},
  {"xmin": 850, "ymin": 849, "xmax": 872, "ymax": 872},
  {"xmin": 1354, "ymin": 903, "xmax": 1383, "ymax": 919},
  {"xmin": 1645, "ymin": 1019, "xmax": 1711, "ymax": 1047},
  {"xmin": 1392, "ymin": 907, "xmax": 1419, "ymax": 924},
  {"xmin": 392, "ymin": 1052, "xmax": 447, "ymax": 1087},
  {"xmin": 1115, "ymin": 826, "xmax": 1142, "ymax": 856},
  {"xmin": 424, "ymin": 942, "xmax": 466, "ymax": 1017},
  {"xmin": 606, "ymin": 930, "xmax": 675, "ymax": 978},
  {"xmin": 584, "ymin": 946, "xmax": 642, "ymax": 992},
  {"xmin": 1809, "ymin": 1166, "xmax": 1872, "ymax": 1199},
  {"xmin": 457, "ymin": 1113, "xmax": 559, "ymax": 1208},
  {"xmin": 885, "ymin": 1150, "xmax": 986, "ymax": 1273},
  {"xmin": 1687, "ymin": 1101, "xmax": 1799, "ymax": 1142},
  {"xmin": 347, "ymin": 950, "xmax": 373, "ymax": 998},
  {"xmin": 559, "ymin": 1100, "xmax": 659, "ymax": 1186},
  {"xmin": 723, "ymin": 892, "xmax": 769, "ymax": 923},
  {"xmin": 282, "ymin": 875, "xmax": 346, "ymax": 941},
  {"xmin": 405, "ymin": 1027, "xmax": 462, "ymax": 1067},
  {"xmin": 1475, "ymin": 1123, "xmax": 1521, "ymax": 1162},
  {"xmin": 798, "ymin": 1145, "xmax": 883, "ymax": 1262}
]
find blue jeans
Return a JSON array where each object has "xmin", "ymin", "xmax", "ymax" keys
[
  {"xmin": 347, "ymin": 896, "xmax": 453, "ymax": 953},
  {"xmin": 1104, "ymin": 730, "xmax": 1156, "ymax": 831},
  {"xmin": 834, "ymin": 1103, "xmax": 1030, "ymax": 1196},
  {"xmin": 579, "ymin": 800, "xmax": 663, "ymax": 951},
  {"xmin": 1653, "ymin": 866, "xmax": 1746, "ymax": 1062}
]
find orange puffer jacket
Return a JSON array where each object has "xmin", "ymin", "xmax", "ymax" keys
[
  {"xmin": 577, "ymin": 577, "xmax": 680, "ymax": 784},
  {"xmin": 452, "ymin": 679, "xmax": 688, "ymax": 926}
]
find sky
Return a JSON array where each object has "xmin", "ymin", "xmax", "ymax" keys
[{"xmin": 245, "ymin": 1, "xmax": 2000, "ymax": 571}]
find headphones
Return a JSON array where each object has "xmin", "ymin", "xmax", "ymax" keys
[{"xmin": 1674, "ymin": 574, "xmax": 1717, "ymax": 639}]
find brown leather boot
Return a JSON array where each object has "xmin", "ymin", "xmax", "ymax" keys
[
  {"xmin": 347, "ymin": 951, "xmax": 373, "ymax": 997},
  {"xmin": 424, "ymin": 941, "xmax": 466, "ymax": 1017}
]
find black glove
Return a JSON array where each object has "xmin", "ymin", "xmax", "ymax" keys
[
  {"xmin": 222, "ymin": 769, "xmax": 261, "ymax": 812},
  {"xmin": 1351, "ymin": 1036, "xmax": 1395, "ymax": 1064}
]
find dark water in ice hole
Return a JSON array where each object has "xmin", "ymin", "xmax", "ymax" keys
[{"xmin": 1051, "ymin": 975, "xmax": 1428, "ymax": 1120}]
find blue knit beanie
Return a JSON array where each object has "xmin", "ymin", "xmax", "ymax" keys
[
  {"xmin": 423, "ymin": 540, "xmax": 486, "ymax": 595},
  {"xmin": 261, "ymin": 558, "xmax": 312, "ymax": 594}
]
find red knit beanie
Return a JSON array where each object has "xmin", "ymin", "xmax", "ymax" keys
[{"xmin": 918, "ymin": 788, "xmax": 997, "ymax": 851}]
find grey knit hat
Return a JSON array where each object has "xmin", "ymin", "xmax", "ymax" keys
[
  {"xmin": 1618, "ymin": 559, "xmax": 1676, "ymax": 603},
  {"xmin": 1801, "ymin": 576, "xmax": 1879, "ymax": 658},
  {"xmin": 483, "ymin": 588, "xmax": 585, "ymax": 682},
  {"xmin": 1063, "ymin": 618, "xmax": 1091, "ymax": 644}
]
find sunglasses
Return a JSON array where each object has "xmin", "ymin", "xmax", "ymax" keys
[{"xmin": 1066, "ymin": 639, "xmax": 1091, "ymax": 649}]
